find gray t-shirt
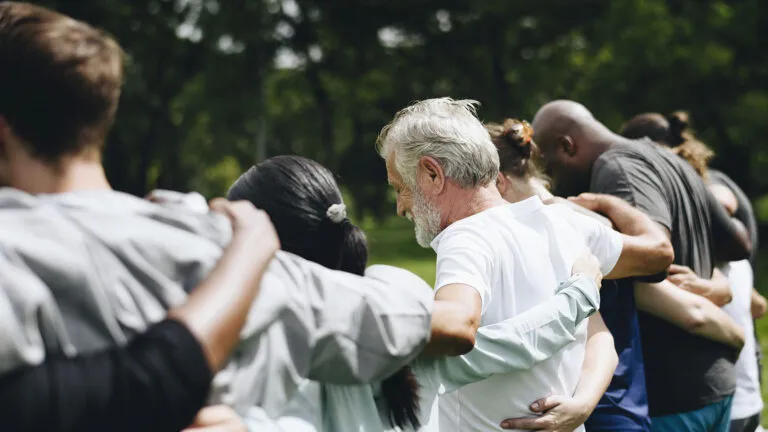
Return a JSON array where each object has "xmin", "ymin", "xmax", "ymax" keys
[{"xmin": 591, "ymin": 139, "xmax": 737, "ymax": 416}]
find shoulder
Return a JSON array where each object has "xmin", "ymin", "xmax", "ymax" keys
[{"xmin": 432, "ymin": 217, "xmax": 495, "ymax": 254}]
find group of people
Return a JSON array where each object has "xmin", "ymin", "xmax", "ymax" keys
[{"xmin": 0, "ymin": 2, "xmax": 763, "ymax": 432}]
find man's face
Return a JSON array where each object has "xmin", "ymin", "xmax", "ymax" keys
[
  {"xmin": 386, "ymin": 153, "xmax": 441, "ymax": 248},
  {"xmin": 536, "ymin": 134, "xmax": 591, "ymax": 197}
]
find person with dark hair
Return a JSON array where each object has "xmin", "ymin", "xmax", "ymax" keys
[
  {"xmin": 621, "ymin": 113, "xmax": 766, "ymax": 432},
  {"xmin": 621, "ymin": 112, "xmax": 714, "ymax": 179},
  {"xmin": 533, "ymin": 100, "xmax": 750, "ymax": 432},
  {"xmin": 0, "ymin": 2, "xmax": 450, "ymax": 430},
  {"xmin": 228, "ymin": 155, "xmax": 606, "ymax": 432}
]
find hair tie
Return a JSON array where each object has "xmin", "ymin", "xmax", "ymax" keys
[
  {"xmin": 503, "ymin": 121, "xmax": 533, "ymax": 146},
  {"xmin": 326, "ymin": 203, "xmax": 347, "ymax": 224}
]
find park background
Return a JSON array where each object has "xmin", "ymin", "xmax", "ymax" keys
[{"xmin": 33, "ymin": 0, "xmax": 768, "ymax": 425}]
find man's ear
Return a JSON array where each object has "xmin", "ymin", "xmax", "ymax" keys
[
  {"xmin": 418, "ymin": 155, "xmax": 445, "ymax": 195},
  {"xmin": 496, "ymin": 173, "xmax": 509, "ymax": 196},
  {"xmin": 559, "ymin": 135, "xmax": 576, "ymax": 157},
  {"xmin": 0, "ymin": 116, "xmax": 12, "ymax": 158}
]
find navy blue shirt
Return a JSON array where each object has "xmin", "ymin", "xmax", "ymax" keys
[{"xmin": 585, "ymin": 280, "xmax": 651, "ymax": 431}]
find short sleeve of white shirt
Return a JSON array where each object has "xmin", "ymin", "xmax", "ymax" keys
[
  {"xmin": 565, "ymin": 209, "xmax": 624, "ymax": 275},
  {"xmin": 433, "ymin": 226, "xmax": 494, "ymax": 313}
]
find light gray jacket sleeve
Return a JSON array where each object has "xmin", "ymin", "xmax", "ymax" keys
[
  {"xmin": 424, "ymin": 275, "xmax": 599, "ymax": 394},
  {"xmin": 210, "ymin": 252, "xmax": 434, "ymax": 415}
]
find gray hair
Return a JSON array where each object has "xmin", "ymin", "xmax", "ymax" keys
[{"xmin": 376, "ymin": 97, "xmax": 500, "ymax": 188}]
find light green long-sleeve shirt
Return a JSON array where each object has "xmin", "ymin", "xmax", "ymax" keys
[{"xmin": 245, "ymin": 274, "xmax": 600, "ymax": 432}]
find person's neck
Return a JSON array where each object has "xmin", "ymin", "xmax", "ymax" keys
[
  {"xmin": 10, "ymin": 157, "xmax": 111, "ymax": 195},
  {"xmin": 440, "ymin": 183, "xmax": 507, "ymax": 228},
  {"xmin": 502, "ymin": 175, "xmax": 542, "ymax": 203}
]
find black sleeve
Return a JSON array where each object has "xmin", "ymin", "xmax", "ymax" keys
[
  {"xmin": 706, "ymin": 188, "xmax": 752, "ymax": 262},
  {"xmin": 0, "ymin": 319, "xmax": 212, "ymax": 432}
]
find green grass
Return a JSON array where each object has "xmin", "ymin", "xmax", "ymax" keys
[
  {"xmin": 366, "ymin": 219, "xmax": 768, "ymax": 426},
  {"xmin": 365, "ymin": 217, "xmax": 436, "ymax": 286}
]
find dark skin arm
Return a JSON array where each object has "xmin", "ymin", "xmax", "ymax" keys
[
  {"xmin": 568, "ymin": 193, "xmax": 674, "ymax": 279},
  {"xmin": 706, "ymin": 188, "xmax": 752, "ymax": 262}
]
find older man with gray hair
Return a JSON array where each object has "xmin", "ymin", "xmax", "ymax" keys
[{"xmin": 377, "ymin": 98, "xmax": 674, "ymax": 432}]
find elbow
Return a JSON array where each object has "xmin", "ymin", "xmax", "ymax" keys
[
  {"xmin": 653, "ymin": 239, "xmax": 675, "ymax": 273},
  {"xmin": 682, "ymin": 303, "xmax": 708, "ymax": 333},
  {"xmin": 446, "ymin": 310, "xmax": 479, "ymax": 356},
  {"xmin": 447, "ymin": 328, "xmax": 476, "ymax": 356},
  {"xmin": 604, "ymin": 335, "xmax": 619, "ymax": 371}
]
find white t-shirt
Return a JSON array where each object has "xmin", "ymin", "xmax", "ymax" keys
[
  {"xmin": 432, "ymin": 196, "xmax": 622, "ymax": 432},
  {"xmin": 721, "ymin": 260, "xmax": 764, "ymax": 420}
]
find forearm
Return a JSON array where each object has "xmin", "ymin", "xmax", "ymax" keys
[
  {"xmin": 571, "ymin": 315, "xmax": 617, "ymax": 412},
  {"xmin": 635, "ymin": 280, "xmax": 745, "ymax": 349},
  {"xmin": 168, "ymin": 232, "xmax": 274, "ymax": 372},
  {"xmin": 708, "ymin": 189, "xmax": 751, "ymax": 262},
  {"xmin": 0, "ymin": 319, "xmax": 211, "ymax": 432},
  {"xmin": 582, "ymin": 195, "xmax": 674, "ymax": 278}
]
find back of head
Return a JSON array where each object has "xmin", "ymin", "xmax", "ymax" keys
[
  {"xmin": 620, "ymin": 113, "xmax": 672, "ymax": 145},
  {"xmin": 228, "ymin": 155, "xmax": 420, "ymax": 429},
  {"xmin": 621, "ymin": 111, "xmax": 713, "ymax": 178},
  {"xmin": 485, "ymin": 118, "xmax": 547, "ymax": 183},
  {"xmin": 0, "ymin": 2, "xmax": 124, "ymax": 162},
  {"xmin": 530, "ymin": 100, "xmax": 607, "ymax": 196},
  {"xmin": 228, "ymin": 155, "xmax": 367, "ymax": 276},
  {"xmin": 376, "ymin": 97, "xmax": 500, "ymax": 188}
]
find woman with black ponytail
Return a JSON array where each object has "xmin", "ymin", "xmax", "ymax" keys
[{"xmin": 228, "ymin": 156, "xmax": 421, "ymax": 430}]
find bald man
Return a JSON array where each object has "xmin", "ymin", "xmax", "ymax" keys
[{"xmin": 533, "ymin": 101, "xmax": 751, "ymax": 432}]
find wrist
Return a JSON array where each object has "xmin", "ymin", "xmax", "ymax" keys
[{"xmin": 571, "ymin": 395, "xmax": 597, "ymax": 421}]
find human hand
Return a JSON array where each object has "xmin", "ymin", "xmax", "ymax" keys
[
  {"xmin": 500, "ymin": 395, "xmax": 591, "ymax": 431},
  {"xmin": 666, "ymin": 264, "xmax": 699, "ymax": 290},
  {"xmin": 752, "ymin": 289, "xmax": 768, "ymax": 319},
  {"xmin": 572, "ymin": 248, "xmax": 602, "ymax": 289},
  {"xmin": 567, "ymin": 193, "xmax": 619, "ymax": 213},
  {"xmin": 182, "ymin": 405, "xmax": 247, "ymax": 432},
  {"xmin": 209, "ymin": 198, "xmax": 280, "ymax": 251}
]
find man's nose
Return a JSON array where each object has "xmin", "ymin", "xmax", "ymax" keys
[{"xmin": 396, "ymin": 200, "xmax": 406, "ymax": 218}]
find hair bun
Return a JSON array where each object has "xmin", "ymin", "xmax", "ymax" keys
[
  {"xmin": 666, "ymin": 111, "xmax": 689, "ymax": 130},
  {"xmin": 502, "ymin": 120, "xmax": 534, "ymax": 156},
  {"xmin": 326, "ymin": 203, "xmax": 347, "ymax": 223},
  {"xmin": 666, "ymin": 111, "xmax": 691, "ymax": 146}
]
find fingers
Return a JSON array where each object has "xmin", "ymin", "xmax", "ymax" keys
[
  {"xmin": 500, "ymin": 415, "xmax": 553, "ymax": 430},
  {"xmin": 190, "ymin": 405, "xmax": 239, "ymax": 426},
  {"xmin": 667, "ymin": 264, "xmax": 688, "ymax": 274},
  {"xmin": 567, "ymin": 193, "xmax": 600, "ymax": 211},
  {"xmin": 209, "ymin": 199, "xmax": 262, "ymax": 227},
  {"xmin": 530, "ymin": 394, "xmax": 566, "ymax": 412},
  {"xmin": 182, "ymin": 405, "xmax": 246, "ymax": 432}
]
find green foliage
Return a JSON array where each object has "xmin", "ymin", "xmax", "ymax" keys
[{"xmin": 29, "ymin": 0, "xmax": 768, "ymax": 210}]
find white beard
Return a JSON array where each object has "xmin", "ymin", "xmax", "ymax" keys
[{"xmin": 408, "ymin": 188, "xmax": 442, "ymax": 248}]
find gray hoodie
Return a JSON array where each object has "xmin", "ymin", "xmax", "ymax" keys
[{"xmin": 0, "ymin": 188, "xmax": 434, "ymax": 416}]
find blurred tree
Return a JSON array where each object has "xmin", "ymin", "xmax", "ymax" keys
[{"xmin": 24, "ymin": 0, "xmax": 768, "ymax": 224}]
